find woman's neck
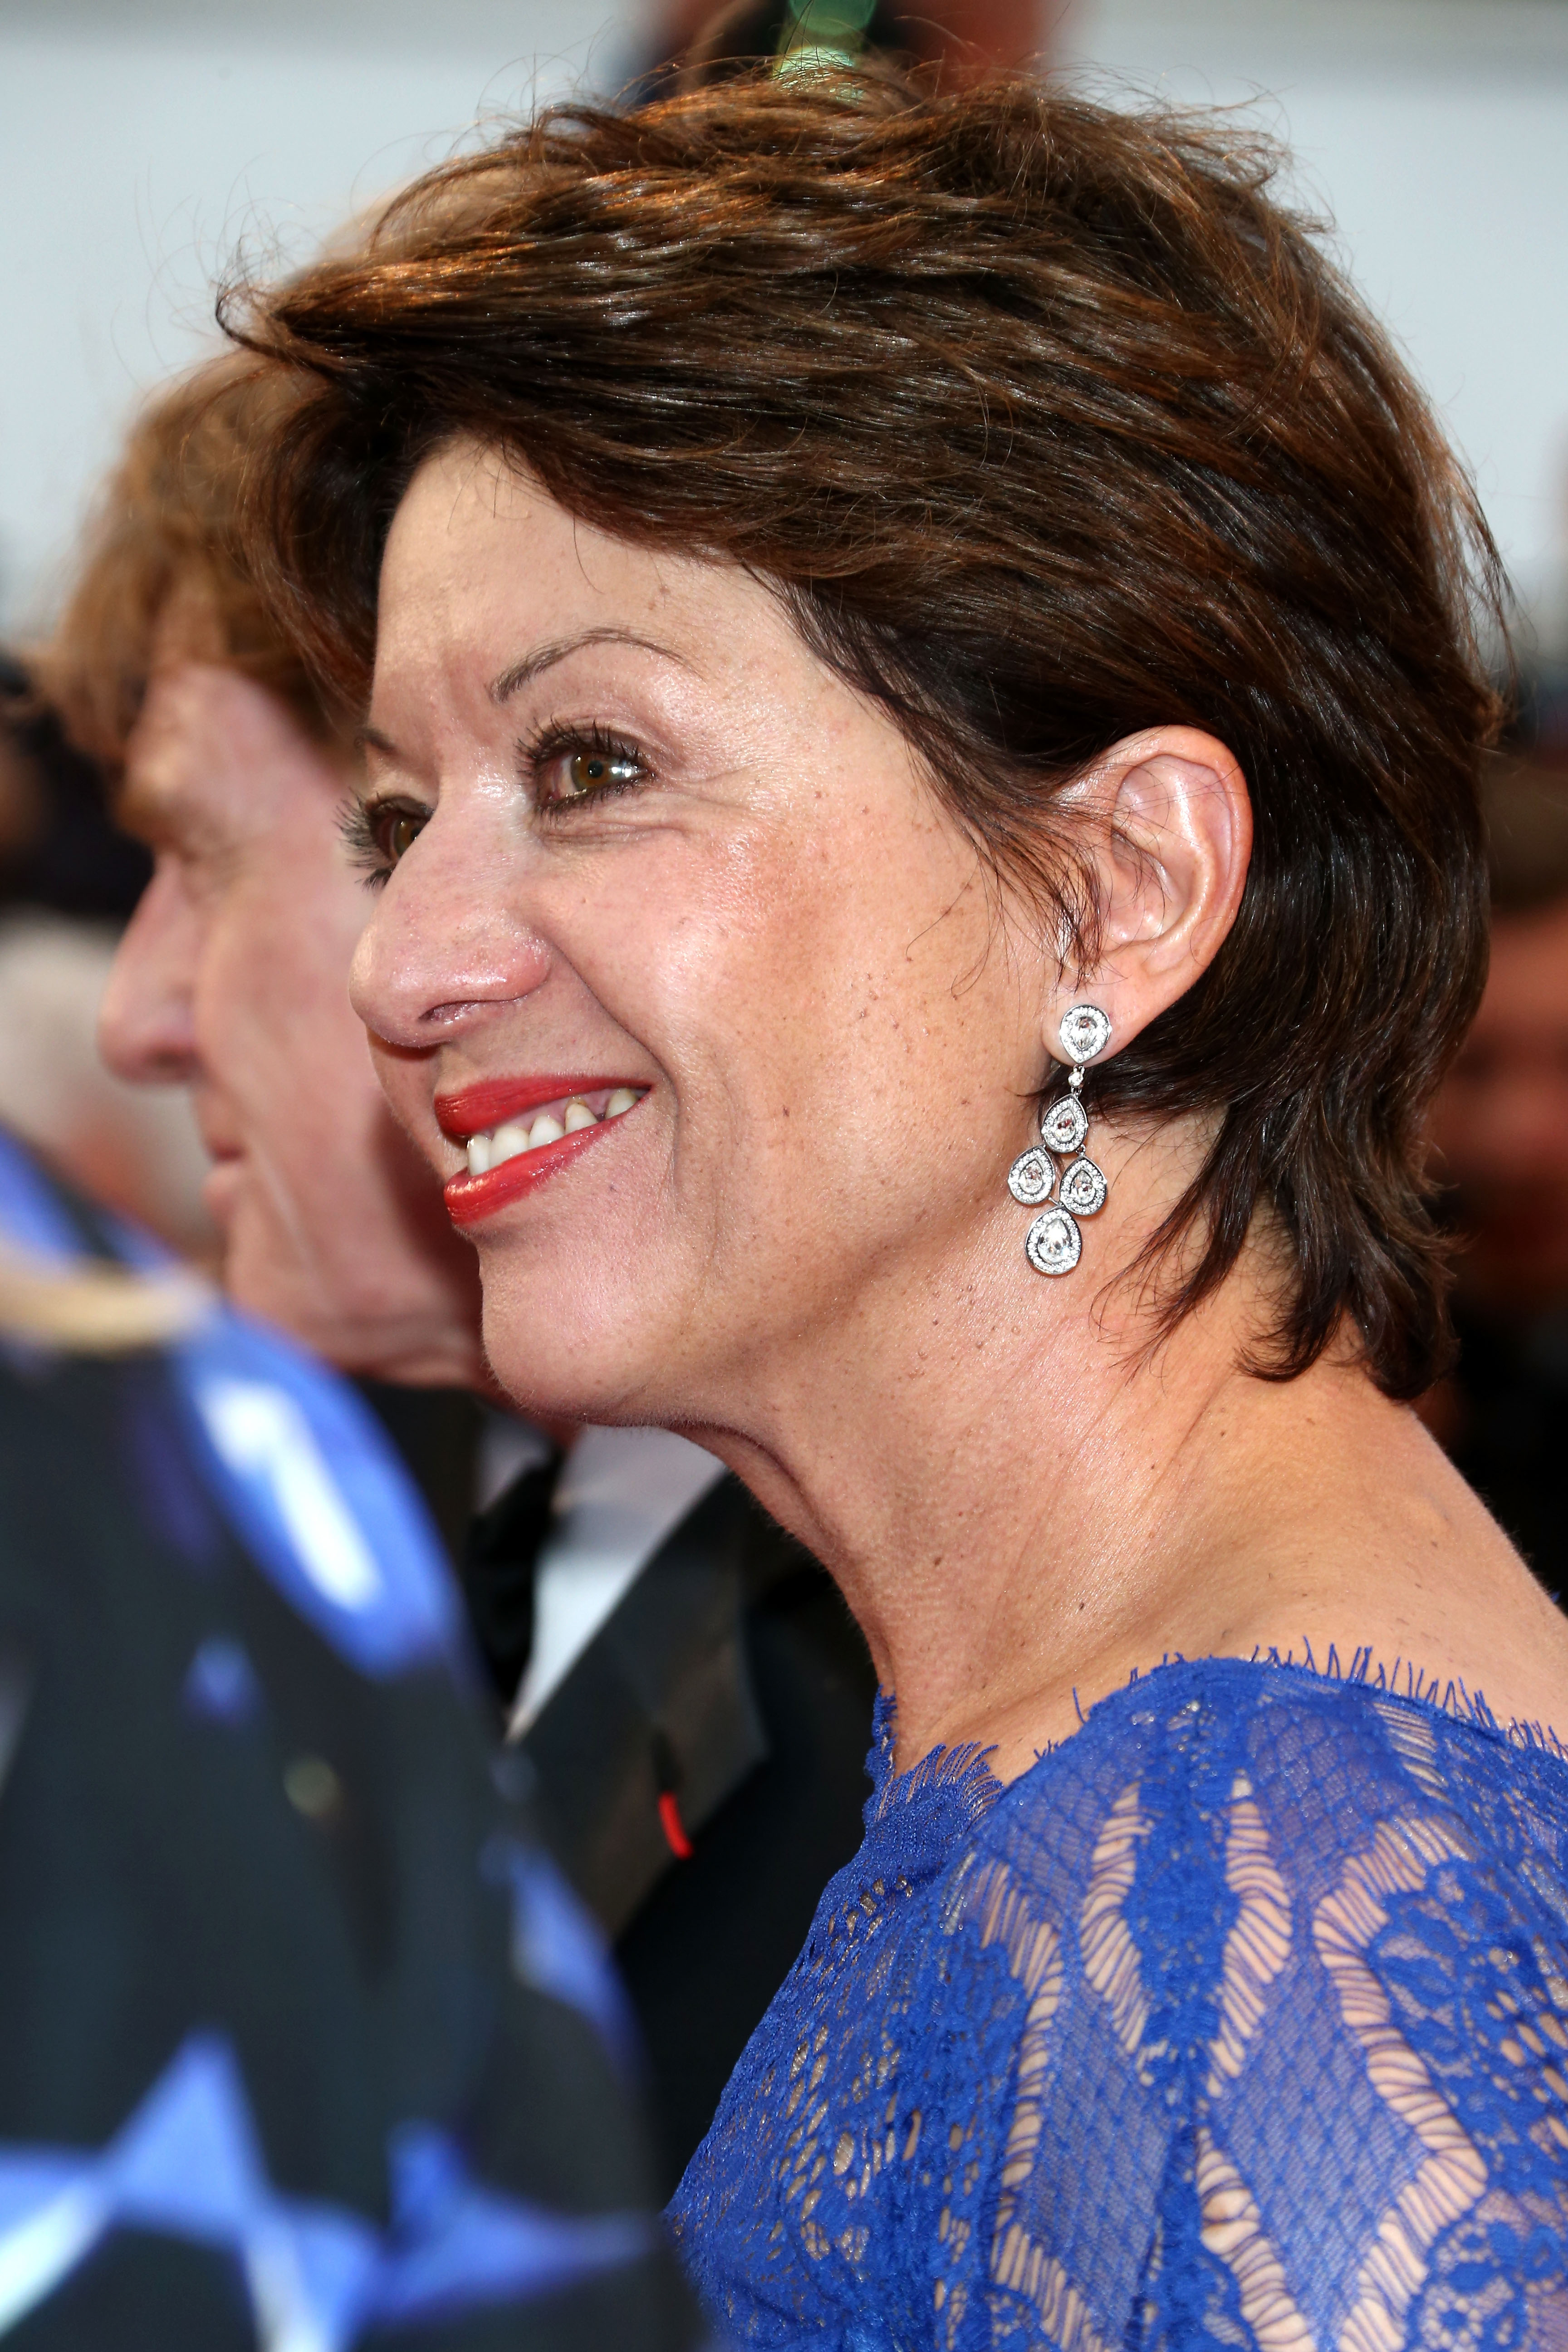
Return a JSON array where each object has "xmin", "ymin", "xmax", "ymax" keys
[
  {"xmin": 688, "ymin": 1171, "xmax": 1563, "ymax": 1779},
  {"xmin": 706, "ymin": 1230, "xmax": 1279, "ymax": 1755}
]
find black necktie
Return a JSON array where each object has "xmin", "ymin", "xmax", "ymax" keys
[{"xmin": 461, "ymin": 1450, "xmax": 565, "ymax": 1710}]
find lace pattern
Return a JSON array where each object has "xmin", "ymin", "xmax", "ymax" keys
[{"xmin": 669, "ymin": 1657, "xmax": 1568, "ymax": 2349}]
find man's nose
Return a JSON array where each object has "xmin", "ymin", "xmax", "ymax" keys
[
  {"xmin": 98, "ymin": 860, "xmax": 201, "ymax": 1083},
  {"xmin": 348, "ymin": 792, "xmax": 553, "ymax": 1049}
]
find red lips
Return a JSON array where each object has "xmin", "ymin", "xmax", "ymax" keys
[
  {"xmin": 434, "ymin": 1075, "xmax": 619, "ymax": 1142},
  {"xmin": 434, "ymin": 1076, "xmax": 647, "ymax": 1230}
]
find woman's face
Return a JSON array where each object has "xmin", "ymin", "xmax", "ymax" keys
[{"xmin": 353, "ymin": 441, "xmax": 1053, "ymax": 1428}]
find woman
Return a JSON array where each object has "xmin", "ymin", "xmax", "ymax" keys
[{"xmin": 230, "ymin": 70, "xmax": 1568, "ymax": 2345}]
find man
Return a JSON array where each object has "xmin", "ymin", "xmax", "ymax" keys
[
  {"xmin": 1428, "ymin": 676, "xmax": 1568, "ymax": 1608},
  {"xmin": 47, "ymin": 353, "xmax": 875, "ymax": 2191},
  {"xmin": 0, "ymin": 659, "xmax": 214, "ymax": 1261}
]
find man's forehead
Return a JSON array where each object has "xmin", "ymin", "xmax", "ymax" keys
[
  {"xmin": 118, "ymin": 669, "xmax": 235, "ymax": 843},
  {"xmin": 119, "ymin": 661, "xmax": 336, "ymax": 849}
]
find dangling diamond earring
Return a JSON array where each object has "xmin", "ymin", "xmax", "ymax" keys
[{"xmin": 1007, "ymin": 1004, "xmax": 1111, "ymax": 1276}]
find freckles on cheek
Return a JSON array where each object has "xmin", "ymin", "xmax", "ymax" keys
[
  {"xmin": 598, "ymin": 826, "xmax": 783, "ymax": 1009},
  {"xmin": 721, "ymin": 874, "xmax": 834, "ymax": 1044}
]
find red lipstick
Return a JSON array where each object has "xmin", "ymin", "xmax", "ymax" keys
[
  {"xmin": 435, "ymin": 1075, "xmax": 622, "ymax": 1142},
  {"xmin": 435, "ymin": 1076, "xmax": 648, "ymax": 1230}
]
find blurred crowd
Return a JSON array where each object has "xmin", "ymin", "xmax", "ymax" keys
[
  {"xmin": 0, "ymin": 1, "xmax": 1564, "ymax": 2345},
  {"xmin": 1424, "ymin": 666, "xmax": 1568, "ymax": 1602}
]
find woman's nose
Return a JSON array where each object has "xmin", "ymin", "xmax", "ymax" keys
[
  {"xmin": 98, "ymin": 860, "xmax": 201, "ymax": 1083},
  {"xmin": 348, "ymin": 792, "xmax": 553, "ymax": 1049}
]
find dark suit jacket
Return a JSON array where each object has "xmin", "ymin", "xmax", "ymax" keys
[{"xmin": 467, "ymin": 1470, "xmax": 877, "ymax": 2196}]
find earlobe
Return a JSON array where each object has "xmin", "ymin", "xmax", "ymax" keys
[{"xmin": 1048, "ymin": 725, "xmax": 1251, "ymax": 1060}]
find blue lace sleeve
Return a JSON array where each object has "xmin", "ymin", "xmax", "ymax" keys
[{"xmin": 669, "ymin": 1657, "xmax": 1568, "ymax": 2349}]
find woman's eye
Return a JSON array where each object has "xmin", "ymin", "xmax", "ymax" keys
[
  {"xmin": 377, "ymin": 806, "xmax": 426, "ymax": 864},
  {"xmin": 544, "ymin": 745, "xmax": 644, "ymax": 805},
  {"xmin": 342, "ymin": 794, "xmax": 430, "ymax": 887}
]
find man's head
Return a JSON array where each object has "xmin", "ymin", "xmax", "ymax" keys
[
  {"xmin": 1431, "ymin": 715, "xmax": 1568, "ymax": 1318},
  {"xmin": 44, "ymin": 360, "xmax": 484, "ymax": 1383}
]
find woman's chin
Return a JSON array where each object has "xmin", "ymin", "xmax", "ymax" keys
[{"xmin": 479, "ymin": 1304, "xmax": 673, "ymax": 1430}]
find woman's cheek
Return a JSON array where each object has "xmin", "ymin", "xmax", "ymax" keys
[{"xmin": 367, "ymin": 1039, "xmax": 446, "ymax": 1169}]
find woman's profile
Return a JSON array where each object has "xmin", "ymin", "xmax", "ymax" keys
[{"xmin": 229, "ymin": 69, "xmax": 1568, "ymax": 2344}]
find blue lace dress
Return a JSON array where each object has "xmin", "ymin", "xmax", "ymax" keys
[{"xmin": 669, "ymin": 1655, "xmax": 1568, "ymax": 2349}]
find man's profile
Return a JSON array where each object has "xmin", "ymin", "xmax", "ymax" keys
[{"xmin": 45, "ymin": 346, "xmax": 875, "ymax": 2189}]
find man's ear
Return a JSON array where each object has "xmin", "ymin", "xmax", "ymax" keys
[{"xmin": 1043, "ymin": 725, "xmax": 1252, "ymax": 1063}]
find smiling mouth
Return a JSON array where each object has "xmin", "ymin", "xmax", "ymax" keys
[
  {"xmin": 458, "ymin": 1085, "xmax": 642, "ymax": 1175},
  {"xmin": 435, "ymin": 1078, "xmax": 648, "ymax": 1227}
]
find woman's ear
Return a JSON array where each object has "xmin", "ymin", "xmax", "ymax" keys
[{"xmin": 1044, "ymin": 726, "xmax": 1252, "ymax": 1061}]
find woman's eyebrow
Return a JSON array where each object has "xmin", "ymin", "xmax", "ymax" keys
[
  {"xmin": 488, "ymin": 627, "xmax": 694, "ymax": 706},
  {"xmin": 353, "ymin": 629, "xmax": 696, "ymax": 760}
]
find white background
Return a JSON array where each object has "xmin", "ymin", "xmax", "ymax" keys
[{"xmin": 3, "ymin": 0, "xmax": 1567, "ymax": 642}]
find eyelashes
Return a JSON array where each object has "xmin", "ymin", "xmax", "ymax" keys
[
  {"xmin": 340, "ymin": 794, "xmax": 426, "ymax": 890},
  {"xmin": 342, "ymin": 719, "xmax": 654, "ymax": 889},
  {"xmin": 522, "ymin": 718, "xmax": 652, "ymax": 814}
]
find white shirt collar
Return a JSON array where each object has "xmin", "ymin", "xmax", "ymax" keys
[{"xmin": 506, "ymin": 1425, "xmax": 727, "ymax": 1737}]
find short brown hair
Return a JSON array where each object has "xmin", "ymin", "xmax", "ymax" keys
[
  {"xmin": 42, "ymin": 357, "xmax": 333, "ymax": 774},
  {"xmin": 225, "ymin": 68, "xmax": 1505, "ymax": 1399}
]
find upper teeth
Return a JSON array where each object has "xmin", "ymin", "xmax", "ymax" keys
[{"xmin": 465, "ymin": 1087, "xmax": 641, "ymax": 1176}]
